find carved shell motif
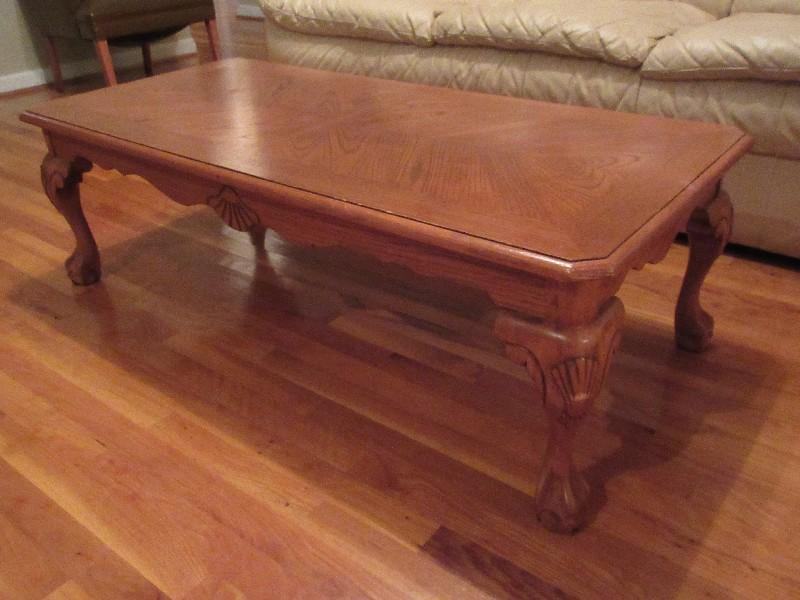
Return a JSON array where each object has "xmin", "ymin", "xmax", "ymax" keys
[
  {"xmin": 206, "ymin": 185, "xmax": 261, "ymax": 232},
  {"xmin": 546, "ymin": 329, "xmax": 621, "ymax": 424},
  {"xmin": 549, "ymin": 357, "xmax": 603, "ymax": 423}
]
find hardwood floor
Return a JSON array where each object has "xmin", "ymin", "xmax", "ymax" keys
[{"xmin": 2, "ymin": 10, "xmax": 800, "ymax": 600}]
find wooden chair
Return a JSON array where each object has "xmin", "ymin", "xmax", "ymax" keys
[{"xmin": 25, "ymin": 0, "xmax": 221, "ymax": 91}]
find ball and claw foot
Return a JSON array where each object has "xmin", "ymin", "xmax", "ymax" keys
[
  {"xmin": 65, "ymin": 249, "xmax": 101, "ymax": 286},
  {"xmin": 249, "ymin": 225, "xmax": 267, "ymax": 250},
  {"xmin": 536, "ymin": 463, "xmax": 590, "ymax": 534},
  {"xmin": 675, "ymin": 191, "xmax": 732, "ymax": 353},
  {"xmin": 676, "ymin": 308, "xmax": 714, "ymax": 353}
]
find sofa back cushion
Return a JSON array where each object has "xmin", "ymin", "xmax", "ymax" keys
[
  {"xmin": 731, "ymin": 0, "xmax": 800, "ymax": 13},
  {"xmin": 642, "ymin": 13, "xmax": 800, "ymax": 82},
  {"xmin": 668, "ymin": 0, "xmax": 732, "ymax": 18},
  {"xmin": 434, "ymin": 0, "xmax": 715, "ymax": 68},
  {"xmin": 260, "ymin": 0, "xmax": 468, "ymax": 47}
]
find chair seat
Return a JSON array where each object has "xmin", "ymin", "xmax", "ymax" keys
[
  {"xmin": 107, "ymin": 26, "xmax": 185, "ymax": 46},
  {"xmin": 76, "ymin": 0, "xmax": 215, "ymax": 40}
]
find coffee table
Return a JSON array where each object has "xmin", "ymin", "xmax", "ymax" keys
[{"xmin": 21, "ymin": 58, "xmax": 752, "ymax": 533}]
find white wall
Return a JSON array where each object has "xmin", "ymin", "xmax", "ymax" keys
[
  {"xmin": 0, "ymin": 0, "xmax": 197, "ymax": 93},
  {"xmin": 1, "ymin": 0, "xmax": 45, "ymax": 77}
]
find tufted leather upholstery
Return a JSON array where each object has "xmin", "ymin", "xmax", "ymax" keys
[
  {"xmin": 643, "ymin": 13, "xmax": 800, "ymax": 82},
  {"xmin": 648, "ymin": 0, "xmax": 733, "ymax": 18},
  {"xmin": 732, "ymin": 0, "xmax": 800, "ymax": 14},
  {"xmin": 260, "ymin": 0, "xmax": 463, "ymax": 46},
  {"xmin": 433, "ymin": 1, "xmax": 714, "ymax": 67}
]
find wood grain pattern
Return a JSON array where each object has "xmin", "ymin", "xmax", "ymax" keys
[
  {"xmin": 20, "ymin": 58, "xmax": 751, "ymax": 266},
  {"xmin": 0, "ymin": 67, "xmax": 799, "ymax": 596},
  {"xmin": 423, "ymin": 526, "xmax": 577, "ymax": 600},
  {"xmin": 33, "ymin": 127, "xmax": 620, "ymax": 323}
]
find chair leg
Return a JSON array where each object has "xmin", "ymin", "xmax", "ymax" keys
[
  {"xmin": 94, "ymin": 40, "xmax": 118, "ymax": 86},
  {"xmin": 204, "ymin": 18, "xmax": 221, "ymax": 61},
  {"xmin": 45, "ymin": 36, "xmax": 64, "ymax": 93},
  {"xmin": 142, "ymin": 43, "xmax": 153, "ymax": 76}
]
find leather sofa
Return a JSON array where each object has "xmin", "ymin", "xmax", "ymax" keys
[{"xmin": 257, "ymin": 0, "xmax": 800, "ymax": 258}]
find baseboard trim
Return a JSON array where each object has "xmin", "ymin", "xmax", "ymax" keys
[
  {"xmin": 0, "ymin": 37, "xmax": 198, "ymax": 94},
  {"xmin": 237, "ymin": 4, "xmax": 265, "ymax": 19}
]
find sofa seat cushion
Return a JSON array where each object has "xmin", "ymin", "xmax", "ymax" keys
[
  {"xmin": 259, "ymin": 0, "xmax": 468, "ymax": 47},
  {"xmin": 650, "ymin": 0, "xmax": 733, "ymax": 19},
  {"xmin": 731, "ymin": 0, "xmax": 800, "ymax": 14},
  {"xmin": 636, "ymin": 76, "xmax": 800, "ymax": 159},
  {"xmin": 432, "ymin": 0, "xmax": 715, "ymax": 68},
  {"xmin": 642, "ymin": 13, "xmax": 800, "ymax": 82}
]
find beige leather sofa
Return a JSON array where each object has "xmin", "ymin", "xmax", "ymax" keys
[{"xmin": 258, "ymin": 0, "xmax": 800, "ymax": 258}]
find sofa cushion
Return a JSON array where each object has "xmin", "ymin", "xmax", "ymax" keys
[
  {"xmin": 642, "ymin": 13, "xmax": 800, "ymax": 82},
  {"xmin": 433, "ymin": 0, "xmax": 715, "ymax": 68},
  {"xmin": 664, "ymin": 0, "xmax": 732, "ymax": 18},
  {"xmin": 636, "ymin": 77, "xmax": 800, "ymax": 159},
  {"xmin": 259, "ymin": 0, "xmax": 466, "ymax": 47},
  {"xmin": 731, "ymin": 0, "xmax": 800, "ymax": 14}
]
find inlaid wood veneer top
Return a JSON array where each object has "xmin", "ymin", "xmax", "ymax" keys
[{"xmin": 22, "ymin": 58, "xmax": 751, "ymax": 263}]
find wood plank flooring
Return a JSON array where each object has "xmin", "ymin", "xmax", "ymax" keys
[{"xmin": 2, "ymin": 14, "xmax": 800, "ymax": 600}]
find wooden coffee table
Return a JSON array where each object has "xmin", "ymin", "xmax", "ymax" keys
[{"xmin": 21, "ymin": 58, "xmax": 752, "ymax": 533}]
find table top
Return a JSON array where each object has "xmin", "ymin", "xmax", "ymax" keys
[{"xmin": 22, "ymin": 58, "xmax": 751, "ymax": 265}]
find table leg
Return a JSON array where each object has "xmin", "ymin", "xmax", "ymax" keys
[
  {"xmin": 40, "ymin": 153, "xmax": 100, "ymax": 285},
  {"xmin": 248, "ymin": 225, "xmax": 267, "ymax": 249},
  {"xmin": 675, "ymin": 191, "xmax": 733, "ymax": 352},
  {"xmin": 495, "ymin": 298, "xmax": 625, "ymax": 533}
]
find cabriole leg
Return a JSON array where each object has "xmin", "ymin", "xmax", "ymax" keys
[
  {"xmin": 40, "ymin": 153, "xmax": 100, "ymax": 285},
  {"xmin": 675, "ymin": 191, "xmax": 733, "ymax": 352},
  {"xmin": 248, "ymin": 225, "xmax": 267, "ymax": 249},
  {"xmin": 495, "ymin": 298, "xmax": 625, "ymax": 533}
]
